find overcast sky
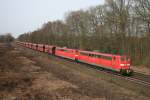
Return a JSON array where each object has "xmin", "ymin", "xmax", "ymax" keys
[{"xmin": 0, "ymin": 0, "xmax": 104, "ymax": 38}]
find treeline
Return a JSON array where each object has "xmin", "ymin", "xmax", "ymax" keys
[
  {"xmin": 18, "ymin": 0, "xmax": 150, "ymax": 66},
  {"xmin": 0, "ymin": 34, "xmax": 14, "ymax": 43}
]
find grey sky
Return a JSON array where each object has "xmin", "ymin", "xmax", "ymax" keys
[{"xmin": 0, "ymin": 0, "xmax": 104, "ymax": 37}]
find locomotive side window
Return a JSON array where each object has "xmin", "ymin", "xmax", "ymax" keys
[
  {"xmin": 97, "ymin": 55, "xmax": 102, "ymax": 58},
  {"xmin": 89, "ymin": 54, "xmax": 92, "ymax": 57},
  {"xmin": 89, "ymin": 54, "xmax": 96, "ymax": 58},
  {"xmin": 80, "ymin": 52, "xmax": 89, "ymax": 56},
  {"xmin": 92, "ymin": 54, "xmax": 95, "ymax": 57},
  {"xmin": 59, "ymin": 49, "xmax": 68, "ymax": 52},
  {"xmin": 101, "ymin": 56, "xmax": 112, "ymax": 60}
]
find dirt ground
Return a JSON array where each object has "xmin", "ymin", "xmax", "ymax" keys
[
  {"xmin": 132, "ymin": 66, "xmax": 150, "ymax": 75},
  {"xmin": 0, "ymin": 43, "xmax": 149, "ymax": 100}
]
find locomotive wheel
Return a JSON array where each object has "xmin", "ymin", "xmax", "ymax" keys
[
  {"xmin": 120, "ymin": 69, "xmax": 126, "ymax": 75},
  {"xmin": 120, "ymin": 69, "xmax": 133, "ymax": 76},
  {"xmin": 128, "ymin": 69, "xmax": 134, "ymax": 76}
]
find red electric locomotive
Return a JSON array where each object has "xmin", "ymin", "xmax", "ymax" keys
[{"xmin": 77, "ymin": 50, "xmax": 132, "ymax": 75}]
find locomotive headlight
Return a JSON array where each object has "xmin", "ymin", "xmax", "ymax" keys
[
  {"xmin": 120, "ymin": 64, "xmax": 125, "ymax": 66},
  {"xmin": 120, "ymin": 64, "xmax": 130, "ymax": 66},
  {"xmin": 75, "ymin": 55, "xmax": 79, "ymax": 57}
]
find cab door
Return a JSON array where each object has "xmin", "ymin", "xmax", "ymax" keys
[{"xmin": 112, "ymin": 56, "xmax": 117, "ymax": 69}]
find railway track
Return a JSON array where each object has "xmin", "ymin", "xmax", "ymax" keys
[
  {"xmin": 88, "ymin": 65, "xmax": 150, "ymax": 87},
  {"xmin": 85, "ymin": 62, "xmax": 150, "ymax": 87},
  {"xmin": 129, "ymin": 72, "xmax": 150, "ymax": 86},
  {"xmin": 126, "ymin": 75, "xmax": 150, "ymax": 87},
  {"xmin": 83, "ymin": 62, "xmax": 150, "ymax": 87},
  {"xmin": 97, "ymin": 68, "xmax": 150, "ymax": 87}
]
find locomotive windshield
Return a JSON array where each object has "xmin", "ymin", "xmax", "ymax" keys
[
  {"xmin": 121, "ymin": 57, "xmax": 125, "ymax": 61},
  {"xmin": 121, "ymin": 56, "xmax": 130, "ymax": 61}
]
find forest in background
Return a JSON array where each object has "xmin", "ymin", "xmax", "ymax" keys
[
  {"xmin": 18, "ymin": 0, "xmax": 150, "ymax": 67},
  {"xmin": 0, "ymin": 34, "xmax": 14, "ymax": 43}
]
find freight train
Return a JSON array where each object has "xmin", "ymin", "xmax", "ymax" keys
[{"xmin": 17, "ymin": 41, "xmax": 133, "ymax": 76}]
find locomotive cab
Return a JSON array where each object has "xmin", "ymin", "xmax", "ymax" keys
[{"xmin": 120, "ymin": 56, "xmax": 133, "ymax": 76}]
